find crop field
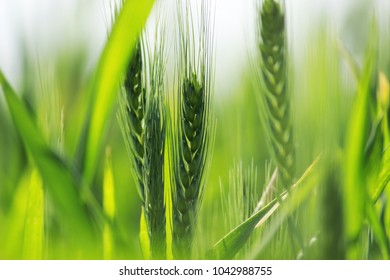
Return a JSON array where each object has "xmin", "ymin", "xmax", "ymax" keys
[{"xmin": 0, "ymin": 0, "xmax": 390, "ymax": 260}]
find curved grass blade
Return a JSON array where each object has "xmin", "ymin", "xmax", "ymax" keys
[
  {"xmin": 0, "ymin": 170, "xmax": 30, "ymax": 258},
  {"xmin": 366, "ymin": 199, "xmax": 390, "ymax": 259},
  {"xmin": 208, "ymin": 157, "xmax": 320, "ymax": 260},
  {"xmin": 103, "ymin": 147, "xmax": 116, "ymax": 260},
  {"xmin": 372, "ymin": 144, "xmax": 390, "ymax": 202},
  {"xmin": 164, "ymin": 119, "xmax": 174, "ymax": 260},
  {"xmin": 80, "ymin": 0, "xmax": 155, "ymax": 186},
  {"xmin": 23, "ymin": 169, "xmax": 44, "ymax": 260},
  {"xmin": 371, "ymin": 73, "xmax": 390, "ymax": 202},
  {"xmin": 0, "ymin": 71, "xmax": 96, "ymax": 251},
  {"xmin": 207, "ymin": 198, "xmax": 278, "ymax": 260},
  {"xmin": 248, "ymin": 157, "xmax": 320, "ymax": 259},
  {"xmin": 139, "ymin": 207, "xmax": 151, "ymax": 260}
]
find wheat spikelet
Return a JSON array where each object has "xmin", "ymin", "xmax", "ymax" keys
[
  {"xmin": 119, "ymin": 29, "xmax": 167, "ymax": 258},
  {"xmin": 258, "ymin": 0, "xmax": 295, "ymax": 188},
  {"xmin": 257, "ymin": 0, "xmax": 305, "ymax": 258},
  {"xmin": 171, "ymin": 0, "xmax": 215, "ymax": 259},
  {"xmin": 143, "ymin": 34, "xmax": 167, "ymax": 258},
  {"xmin": 122, "ymin": 42, "xmax": 146, "ymax": 200}
]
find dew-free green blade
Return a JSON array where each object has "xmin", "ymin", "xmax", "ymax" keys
[
  {"xmin": 208, "ymin": 157, "xmax": 320, "ymax": 260},
  {"xmin": 103, "ymin": 147, "xmax": 116, "ymax": 260},
  {"xmin": 139, "ymin": 207, "xmax": 151, "ymax": 260},
  {"xmin": 79, "ymin": 0, "xmax": 155, "ymax": 186},
  {"xmin": 207, "ymin": 198, "xmax": 278, "ymax": 260},
  {"xmin": 248, "ymin": 158, "xmax": 321, "ymax": 259},
  {"xmin": 366, "ymin": 199, "xmax": 390, "ymax": 259},
  {"xmin": 0, "ymin": 170, "xmax": 30, "ymax": 259},
  {"xmin": 23, "ymin": 170, "xmax": 44, "ymax": 260},
  {"xmin": 343, "ymin": 20, "xmax": 378, "ymax": 259},
  {"xmin": 0, "ymin": 70, "xmax": 95, "ymax": 252},
  {"xmin": 372, "ymin": 145, "xmax": 390, "ymax": 202}
]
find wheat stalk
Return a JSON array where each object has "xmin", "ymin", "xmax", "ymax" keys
[
  {"xmin": 171, "ymin": 0, "xmax": 215, "ymax": 259},
  {"xmin": 258, "ymin": 0, "xmax": 295, "ymax": 188}
]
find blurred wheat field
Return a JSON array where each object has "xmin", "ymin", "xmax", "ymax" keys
[{"xmin": 1, "ymin": 0, "xmax": 390, "ymax": 260}]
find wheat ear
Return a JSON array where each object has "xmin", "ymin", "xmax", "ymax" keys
[
  {"xmin": 123, "ymin": 42, "xmax": 146, "ymax": 200},
  {"xmin": 258, "ymin": 0, "xmax": 295, "ymax": 188},
  {"xmin": 143, "ymin": 32, "xmax": 167, "ymax": 258},
  {"xmin": 119, "ymin": 33, "xmax": 167, "ymax": 258},
  {"xmin": 257, "ymin": 0, "xmax": 307, "ymax": 258},
  {"xmin": 171, "ymin": 0, "xmax": 215, "ymax": 259}
]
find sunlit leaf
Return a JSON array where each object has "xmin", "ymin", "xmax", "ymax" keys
[
  {"xmin": 23, "ymin": 169, "xmax": 44, "ymax": 260},
  {"xmin": 0, "ymin": 170, "xmax": 30, "ymax": 259},
  {"xmin": 372, "ymin": 144, "xmax": 390, "ymax": 202},
  {"xmin": 366, "ymin": 199, "xmax": 389, "ymax": 259},
  {"xmin": 343, "ymin": 20, "xmax": 378, "ymax": 259},
  {"xmin": 0, "ymin": 70, "xmax": 95, "ymax": 251},
  {"xmin": 209, "ymin": 157, "xmax": 320, "ymax": 260},
  {"xmin": 80, "ymin": 0, "xmax": 155, "ymax": 186},
  {"xmin": 140, "ymin": 207, "xmax": 150, "ymax": 260},
  {"xmin": 103, "ymin": 147, "xmax": 116, "ymax": 259}
]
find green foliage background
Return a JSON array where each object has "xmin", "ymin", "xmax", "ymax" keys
[{"xmin": 1, "ymin": 0, "xmax": 390, "ymax": 259}]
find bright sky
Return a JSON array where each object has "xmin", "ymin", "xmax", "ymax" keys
[{"xmin": 0, "ymin": 0, "xmax": 381, "ymax": 96}]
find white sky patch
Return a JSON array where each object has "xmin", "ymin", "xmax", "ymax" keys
[{"xmin": 0, "ymin": 0, "xmax": 384, "ymax": 96}]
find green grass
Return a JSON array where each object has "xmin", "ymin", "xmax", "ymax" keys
[{"xmin": 1, "ymin": 0, "xmax": 390, "ymax": 260}]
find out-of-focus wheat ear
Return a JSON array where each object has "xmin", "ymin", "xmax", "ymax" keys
[
  {"xmin": 172, "ymin": 0, "xmax": 215, "ymax": 259},
  {"xmin": 257, "ymin": 0, "xmax": 305, "ymax": 258},
  {"xmin": 258, "ymin": 0, "xmax": 295, "ymax": 188}
]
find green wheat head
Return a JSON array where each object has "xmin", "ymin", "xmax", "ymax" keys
[
  {"xmin": 122, "ymin": 41, "xmax": 146, "ymax": 201},
  {"xmin": 171, "ymin": 0, "xmax": 215, "ymax": 259},
  {"xmin": 143, "ymin": 32, "xmax": 167, "ymax": 258},
  {"xmin": 257, "ymin": 0, "xmax": 303, "ymax": 258},
  {"xmin": 258, "ymin": 0, "xmax": 295, "ymax": 188},
  {"xmin": 119, "ymin": 26, "xmax": 167, "ymax": 259}
]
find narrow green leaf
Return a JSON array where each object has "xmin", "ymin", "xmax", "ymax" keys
[
  {"xmin": 208, "ymin": 157, "xmax": 320, "ymax": 260},
  {"xmin": 0, "ymin": 170, "xmax": 30, "ymax": 258},
  {"xmin": 338, "ymin": 40, "xmax": 361, "ymax": 82},
  {"xmin": 248, "ymin": 158, "xmax": 321, "ymax": 259},
  {"xmin": 0, "ymin": 71, "xmax": 95, "ymax": 251},
  {"xmin": 208, "ymin": 198, "xmax": 278, "ymax": 260},
  {"xmin": 81, "ymin": 0, "xmax": 155, "ymax": 186},
  {"xmin": 366, "ymin": 199, "xmax": 389, "ymax": 259},
  {"xmin": 164, "ymin": 130, "xmax": 174, "ymax": 260},
  {"xmin": 140, "ymin": 207, "xmax": 151, "ymax": 260},
  {"xmin": 103, "ymin": 147, "xmax": 116, "ymax": 260},
  {"xmin": 343, "ymin": 21, "xmax": 378, "ymax": 259},
  {"xmin": 372, "ymin": 144, "xmax": 390, "ymax": 202},
  {"xmin": 23, "ymin": 170, "xmax": 44, "ymax": 260}
]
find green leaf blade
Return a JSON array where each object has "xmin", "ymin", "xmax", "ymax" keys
[
  {"xmin": 208, "ymin": 199, "xmax": 278, "ymax": 260},
  {"xmin": 0, "ymin": 71, "xmax": 95, "ymax": 253},
  {"xmin": 23, "ymin": 170, "xmax": 44, "ymax": 260},
  {"xmin": 81, "ymin": 0, "xmax": 155, "ymax": 186},
  {"xmin": 343, "ymin": 21, "xmax": 378, "ymax": 259},
  {"xmin": 208, "ymin": 158, "xmax": 320, "ymax": 260}
]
